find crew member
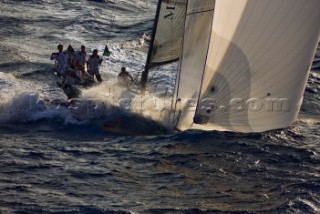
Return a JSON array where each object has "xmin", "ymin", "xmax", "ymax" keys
[
  {"xmin": 64, "ymin": 44, "xmax": 76, "ymax": 69},
  {"xmin": 118, "ymin": 67, "xmax": 134, "ymax": 87},
  {"xmin": 50, "ymin": 44, "xmax": 67, "ymax": 75},
  {"xmin": 87, "ymin": 49, "xmax": 103, "ymax": 82},
  {"xmin": 75, "ymin": 45, "xmax": 87, "ymax": 74}
]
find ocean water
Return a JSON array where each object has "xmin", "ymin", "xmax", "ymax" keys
[{"xmin": 0, "ymin": 0, "xmax": 319, "ymax": 213}]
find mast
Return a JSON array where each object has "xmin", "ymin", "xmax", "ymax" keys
[{"xmin": 141, "ymin": 0, "xmax": 162, "ymax": 91}]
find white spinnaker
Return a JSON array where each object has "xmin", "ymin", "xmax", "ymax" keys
[
  {"xmin": 173, "ymin": 0, "xmax": 215, "ymax": 130},
  {"xmin": 186, "ymin": 0, "xmax": 320, "ymax": 133}
]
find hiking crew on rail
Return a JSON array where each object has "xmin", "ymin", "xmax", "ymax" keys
[{"xmin": 50, "ymin": 44, "xmax": 104, "ymax": 81}]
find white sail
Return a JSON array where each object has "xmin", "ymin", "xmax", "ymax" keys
[
  {"xmin": 175, "ymin": 0, "xmax": 320, "ymax": 132},
  {"xmin": 173, "ymin": 0, "xmax": 215, "ymax": 130}
]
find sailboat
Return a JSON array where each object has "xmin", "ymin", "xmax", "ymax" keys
[{"xmin": 140, "ymin": 0, "xmax": 320, "ymax": 133}]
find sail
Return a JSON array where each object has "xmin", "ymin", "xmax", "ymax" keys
[
  {"xmin": 148, "ymin": 0, "xmax": 188, "ymax": 68},
  {"xmin": 175, "ymin": 0, "xmax": 320, "ymax": 133},
  {"xmin": 173, "ymin": 0, "xmax": 215, "ymax": 130}
]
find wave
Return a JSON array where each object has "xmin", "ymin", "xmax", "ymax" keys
[{"xmin": 0, "ymin": 71, "xmax": 171, "ymax": 136}]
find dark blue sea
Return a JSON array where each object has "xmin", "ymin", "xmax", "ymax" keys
[{"xmin": 0, "ymin": 0, "xmax": 319, "ymax": 213}]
